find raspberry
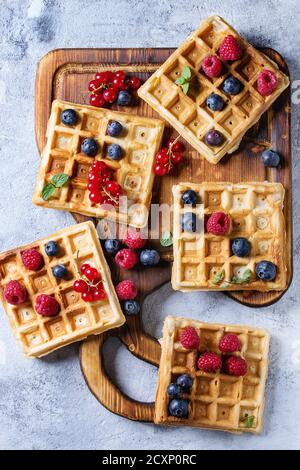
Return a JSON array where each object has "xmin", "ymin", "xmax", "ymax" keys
[
  {"xmin": 219, "ymin": 35, "xmax": 243, "ymax": 61},
  {"xmin": 197, "ymin": 352, "xmax": 222, "ymax": 373},
  {"xmin": 21, "ymin": 248, "xmax": 43, "ymax": 271},
  {"xmin": 180, "ymin": 326, "xmax": 200, "ymax": 350},
  {"xmin": 115, "ymin": 280, "xmax": 138, "ymax": 300},
  {"xmin": 202, "ymin": 55, "xmax": 222, "ymax": 78},
  {"xmin": 257, "ymin": 70, "xmax": 278, "ymax": 96},
  {"xmin": 115, "ymin": 248, "xmax": 138, "ymax": 269},
  {"xmin": 35, "ymin": 294, "xmax": 60, "ymax": 317},
  {"xmin": 206, "ymin": 212, "xmax": 231, "ymax": 236},
  {"xmin": 123, "ymin": 228, "xmax": 146, "ymax": 249},
  {"xmin": 219, "ymin": 333, "xmax": 241, "ymax": 353},
  {"xmin": 4, "ymin": 280, "xmax": 27, "ymax": 305},
  {"xmin": 223, "ymin": 356, "xmax": 247, "ymax": 376}
]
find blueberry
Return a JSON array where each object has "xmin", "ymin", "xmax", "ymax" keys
[
  {"xmin": 107, "ymin": 144, "xmax": 123, "ymax": 160},
  {"xmin": 168, "ymin": 399, "xmax": 189, "ymax": 418},
  {"xmin": 231, "ymin": 238, "xmax": 251, "ymax": 257},
  {"xmin": 222, "ymin": 76, "xmax": 243, "ymax": 95},
  {"xmin": 104, "ymin": 239, "xmax": 121, "ymax": 255},
  {"xmin": 167, "ymin": 383, "xmax": 181, "ymax": 399},
  {"xmin": 123, "ymin": 300, "xmax": 140, "ymax": 315},
  {"xmin": 181, "ymin": 190, "xmax": 197, "ymax": 206},
  {"xmin": 206, "ymin": 93, "xmax": 225, "ymax": 111},
  {"xmin": 52, "ymin": 264, "xmax": 68, "ymax": 279},
  {"xmin": 81, "ymin": 138, "xmax": 99, "ymax": 156},
  {"xmin": 117, "ymin": 90, "xmax": 132, "ymax": 106},
  {"xmin": 261, "ymin": 149, "xmax": 280, "ymax": 168},
  {"xmin": 139, "ymin": 249, "xmax": 160, "ymax": 266},
  {"xmin": 180, "ymin": 212, "xmax": 197, "ymax": 232},
  {"xmin": 176, "ymin": 374, "xmax": 193, "ymax": 392},
  {"xmin": 107, "ymin": 121, "xmax": 123, "ymax": 137},
  {"xmin": 44, "ymin": 241, "xmax": 59, "ymax": 257},
  {"xmin": 61, "ymin": 109, "xmax": 78, "ymax": 126},
  {"xmin": 255, "ymin": 261, "xmax": 277, "ymax": 281},
  {"xmin": 205, "ymin": 130, "xmax": 224, "ymax": 146}
]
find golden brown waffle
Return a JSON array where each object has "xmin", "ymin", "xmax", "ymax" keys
[
  {"xmin": 32, "ymin": 100, "xmax": 165, "ymax": 228},
  {"xmin": 155, "ymin": 316, "xmax": 270, "ymax": 433},
  {"xmin": 0, "ymin": 221, "xmax": 125, "ymax": 357},
  {"xmin": 138, "ymin": 16, "xmax": 289, "ymax": 164},
  {"xmin": 172, "ymin": 181, "xmax": 286, "ymax": 291}
]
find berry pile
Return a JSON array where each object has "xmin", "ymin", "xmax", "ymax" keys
[
  {"xmin": 104, "ymin": 228, "xmax": 160, "ymax": 270},
  {"xmin": 154, "ymin": 136, "xmax": 185, "ymax": 176},
  {"xmin": 88, "ymin": 160, "xmax": 123, "ymax": 206},
  {"xmin": 88, "ymin": 70, "xmax": 142, "ymax": 108},
  {"xmin": 115, "ymin": 279, "xmax": 140, "ymax": 315},
  {"xmin": 73, "ymin": 263, "xmax": 106, "ymax": 302}
]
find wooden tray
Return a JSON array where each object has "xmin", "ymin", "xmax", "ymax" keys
[{"xmin": 35, "ymin": 48, "xmax": 292, "ymax": 422}]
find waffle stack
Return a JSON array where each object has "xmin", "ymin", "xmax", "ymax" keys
[
  {"xmin": 138, "ymin": 16, "xmax": 289, "ymax": 164},
  {"xmin": 155, "ymin": 316, "xmax": 270, "ymax": 433},
  {"xmin": 32, "ymin": 100, "xmax": 165, "ymax": 228},
  {"xmin": 172, "ymin": 181, "xmax": 286, "ymax": 291},
  {"xmin": 0, "ymin": 222, "xmax": 125, "ymax": 357}
]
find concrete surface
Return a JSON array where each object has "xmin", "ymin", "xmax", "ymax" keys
[{"xmin": 0, "ymin": 0, "xmax": 299, "ymax": 450}]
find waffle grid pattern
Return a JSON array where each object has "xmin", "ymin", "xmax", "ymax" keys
[
  {"xmin": 172, "ymin": 182, "xmax": 286, "ymax": 292},
  {"xmin": 155, "ymin": 316, "xmax": 270, "ymax": 433},
  {"xmin": 138, "ymin": 16, "xmax": 289, "ymax": 164},
  {"xmin": 32, "ymin": 100, "xmax": 165, "ymax": 228},
  {"xmin": 0, "ymin": 222, "xmax": 125, "ymax": 357}
]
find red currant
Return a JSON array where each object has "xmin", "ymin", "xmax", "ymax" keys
[
  {"xmin": 93, "ymin": 288, "xmax": 106, "ymax": 301},
  {"xmin": 82, "ymin": 291, "xmax": 94, "ymax": 302},
  {"xmin": 129, "ymin": 76, "xmax": 141, "ymax": 90},
  {"xmin": 95, "ymin": 71, "xmax": 114, "ymax": 84},
  {"xmin": 156, "ymin": 149, "xmax": 169, "ymax": 165},
  {"xmin": 80, "ymin": 263, "xmax": 91, "ymax": 275},
  {"xmin": 101, "ymin": 169, "xmax": 113, "ymax": 182},
  {"xmin": 89, "ymin": 93, "xmax": 106, "ymax": 107},
  {"xmin": 73, "ymin": 279, "xmax": 88, "ymax": 293},
  {"xmin": 168, "ymin": 139, "xmax": 185, "ymax": 153},
  {"xmin": 115, "ymin": 70, "xmax": 126, "ymax": 80},
  {"xmin": 103, "ymin": 87, "xmax": 118, "ymax": 103},
  {"xmin": 112, "ymin": 77, "xmax": 128, "ymax": 91},
  {"xmin": 154, "ymin": 164, "xmax": 168, "ymax": 176},
  {"xmin": 91, "ymin": 161, "xmax": 107, "ymax": 172},
  {"xmin": 87, "ymin": 181, "xmax": 99, "ymax": 192},
  {"xmin": 88, "ymin": 79, "xmax": 101, "ymax": 92},
  {"xmin": 85, "ymin": 267, "xmax": 101, "ymax": 282},
  {"xmin": 89, "ymin": 192, "xmax": 103, "ymax": 203},
  {"xmin": 88, "ymin": 172, "xmax": 102, "ymax": 183},
  {"xmin": 105, "ymin": 181, "xmax": 122, "ymax": 196},
  {"xmin": 171, "ymin": 151, "xmax": 183, "ymax": 165}
]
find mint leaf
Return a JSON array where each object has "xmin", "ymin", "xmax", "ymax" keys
[
  {"xmin": 182, "ymin": 66, "xmax": 192, "ymax": 80},
  {"xmin": 232, "ymin": 269, "xmax": 253, "ymax": 284},
  {"xmin": 42, "ymin": 183, "xmax": 56, "ymax": 201},
  {"xmin": 220, "ymin": 281, "xmax": 230, "ymax": 288},
  {"xmin": 182, "ymin": 82, "xmax": 189, "ymax": 94},
  {"xmin": 244, "ymin": 415, "xmax": 255, "ymax": 428},
  {"xmin": 175, "ymin": 77, "xmax": 186, "ymax": 85},
  {"xmin": 212, "ymin": 270, "xmax": 225, "ymax": 285},
  {"xmin": 160, "ymin": 231, "xmax": 173, "ymax": 247},
  {"xmin": 52, "ymin": 173, "xmax": 70, "ymax": 188}
]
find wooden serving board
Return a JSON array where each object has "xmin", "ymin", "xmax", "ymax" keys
[{"xmin": 35, "ymin": 48, "xmax": 292, "ymax": 422}]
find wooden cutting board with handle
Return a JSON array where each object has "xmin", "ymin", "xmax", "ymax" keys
[{"xmin": 35, "ymin": 47, "xmax": 292, "ymax": 421}]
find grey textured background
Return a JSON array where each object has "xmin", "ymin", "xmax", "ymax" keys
[{"xmin": 0, "ymin": 0, "xmax": 299, "ymax": 450}]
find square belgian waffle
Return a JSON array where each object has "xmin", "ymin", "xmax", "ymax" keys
[
  {"xmin": 32, "ymin": 99, "xmax": 165, "ymax": 228},
  {"xmin": 172, "ymin": 182, "xmax": 286, "ymax": 292},
  {"xmin": 155, "ymin": 316, "xmax": 270, "ymax": 433},
  {"xmin": 0, "ymin": 222, "xmax": 125, "ymax": 357},
  {"xmin": 138, "ymin": 16, "xmax": 289, "ymax": 164}
]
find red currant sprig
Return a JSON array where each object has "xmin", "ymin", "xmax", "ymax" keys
[
  {"xmin": 154, "ymin": 136, "xmax": 185, "ymax": 176},
  {"xmin": 88, "ymin": 70, "xmax": 142, "ymax": 108},
  {"xmin": 87, "ymin": 160, "xmax": 123, "ymax": 206},
  {"xmin": 73, "ymin": 263, "xmax": 106, "ymax": 302}
]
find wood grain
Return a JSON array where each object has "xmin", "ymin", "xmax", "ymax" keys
[{"xmin": 35, "ymin": 48, "xmax": 292, "ymax": 421}]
